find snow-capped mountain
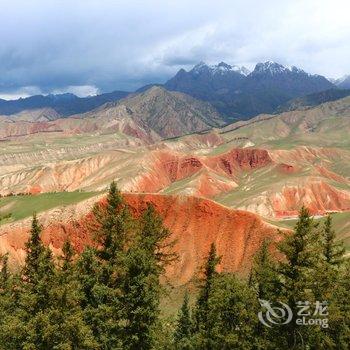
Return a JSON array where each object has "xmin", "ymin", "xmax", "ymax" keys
[
  {"xmin": 164, "ymin": 61, "xmax": 334, "ymax": 121},
  {"xmin": 191, "ymin": 61, "xmax": 250, "ymax": 76},
  {"xmin": 252, "ymin": 61, "xmax": 290, "ymax": 75},
  {"xmin": 250, "ymin": 61, "xmax": 321, "ymax": 77}
]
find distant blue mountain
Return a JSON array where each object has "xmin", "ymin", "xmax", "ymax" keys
[{"xmin": 0, "ymin": 90, "xmax": 130, "ymax": 116}]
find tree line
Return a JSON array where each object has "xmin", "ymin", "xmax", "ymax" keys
[{"xmin": 0, "ymin": 182, "xmax": 349, "ymax": 349}]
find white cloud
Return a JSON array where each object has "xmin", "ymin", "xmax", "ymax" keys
[
  {"xmin": 52, "ymin": 85, "xmax": 99, "ymax": 97},
  {"xmin": 0, "ymin": 86, "xmax": 42, "ymax": 100}
]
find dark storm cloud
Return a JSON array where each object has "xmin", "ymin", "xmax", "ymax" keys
[{"xmin": 0, "ymin": 0, "xmax": 349, "ymax": 99}]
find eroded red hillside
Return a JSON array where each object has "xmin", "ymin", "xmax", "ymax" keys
[
  {"xmin": 0, "ymin": 194, "xmax": 280, "ymax": 285},
  {"xmin": 132, "ymin": 148, "xmax": 272, "ymax": 195}
]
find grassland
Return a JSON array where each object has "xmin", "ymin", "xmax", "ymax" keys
[
  {"xmin": 269, "ymin": 211, "xmax": 350, "ymax": 249},
  {"xmin": 0, "ymin": 191, "xmax": 99, "ymax": 225}
]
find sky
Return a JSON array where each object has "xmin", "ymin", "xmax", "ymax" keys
[{"xmin": 0, "ymin": 0, "xmax": 349, "ymax": 99}]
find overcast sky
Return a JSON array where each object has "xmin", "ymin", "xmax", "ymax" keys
[{"xmin": 0, "ymin": 0, "xmax": 349, "ymax": 99}]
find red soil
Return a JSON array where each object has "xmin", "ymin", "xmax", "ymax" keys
[
  {"xmin": 0, "ymin": 194, "xmax": 280, "ymax": 285},
  {"xmin": 277, "ymin": 163, "xmax": 298, "ymax": 174},
  {"xmin": 134, "ymin": 148, "xmax": 273, "ymax": 196},
  {"xmin": 315, "ymin": 166, "xmax": 349, "ymax": 184},
  {"xmin": 272, "ymin": 181, "xmax": 350, "ymax": 218}
]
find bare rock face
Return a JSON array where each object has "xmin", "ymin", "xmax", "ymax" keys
[{"xmin": 108, "ymin": 86, "xmax": 225, "ymax": 138}]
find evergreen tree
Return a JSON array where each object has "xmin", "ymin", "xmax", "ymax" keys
[
  {"xmin": 315, "ymin": 215, "xmax": 348, "ymax": 349},
  {"xmin": 39, "ymin": 240, "xmax": 98, "ymax": 349},
  {"xmin": 203, "ymin": 273, "xmax": 260, "ymax": 350},
  {"xmin": 123, "ymin": 203, "xmax": 174, "ymax": 350},
  {"xmin": 322, "ymin": 215, "xmax": 345, "ymax": 266},
  {"xmin": 77, "ymin": 181, "xmax": 132, "ymax": 349},
  {"xmin": 331, "ymin": 259, "xmax": 350, "ymax": 349},
  {"xmin": 22, "ymin": 214, "xmax": 55, "ymax": 314},
  {"xmin": 23, "ymin": 213, "xmax": 47, "ymax": 285},
  {"xmin": 0, "ymin": 254, "xmax": 9, "ymax": 287},
  {"xmin": 0, "ymin": 254, "xmax": 24, "ymax": 350},
  {"xmin": 193, "ymin": 243, "xmax": 220, "ymax": 349},
  {"xmin": 274, "ymin": 207, "xmax": 324, "ymax": 348},
  {"xmin": 251, "ymin": 240, "xmax": 279, "ymax": 349},
  {"xmin": 252, "ymin": 239, "xmax": 279, "ymax": 300},
  {"xmin": 9, "ymin": 214, "xmax": 55, "ymax": 349},
  {"xmin": 0, "ymin": 216, "xmax": 97, "ymax": 349},
  {"xmin": 174, "ymin": 291, "xmax": 193, "ymax": 350}
]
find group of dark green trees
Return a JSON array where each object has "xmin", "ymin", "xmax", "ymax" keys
[
  {"xmin": 174, "ymin": 208, "xmax": 350, "ymax": 349},
  {"xmin": 0, "ymin": 182, "xmax": 174, "ymax": 349},
  {"xmin": 0, "ymin": 182, "xmax": 349, "ymax": 349}
]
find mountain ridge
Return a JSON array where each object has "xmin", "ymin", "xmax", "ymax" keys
[
  {"xmin": 0, "ymin": 60, "xmax": 340, "ymax": 123},
  {"xmin": 164, "ymin": 61, "xmax": 335, "ymax": 120}
]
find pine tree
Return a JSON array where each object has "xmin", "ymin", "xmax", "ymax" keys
[
  {"xmin": 76, "ymin": 182, "xmax": 132, "ymax": 349},
  {"xmin": 251, "ymin": 240, "xmax": 279, "ymax": 349},
  {"xmin": 252, "ymin": 239, "xmax": 279, "ymax": 300},
  {"xmin": 40, "ymin": 240, "xmax": 98, "ymax": 349},
  {"xmin": 322, "ymin": 215, "xmax": 345, "ymax": 266},
  {"xmin": 92, "ymin": 181, "xmax": 129, "ymax": 262},
  {"xmin": 0, "ymin": 216, "xmax": 97, "ymax": 349},
  {"xmin": 11, "ymin": 214, "xmax": 55, "ymax": 349},
  {"xmin": 61, "ymin": 239, "xmax": 75, "ymax": 271},
  {"xmin": 174, "ymin": 291, "xmax": 193, "ymax": 350},
  {"xmin": 22, "ymin": 214, "xmax": 55, "ymax": 314},
  {"xmin": 123, "ymin": 203, "xmax": 174, "ymax": 350},
  {"xmin": 194, "ymin": 243, "xmax": 220, "ymax": 326},
  {"xmin": 193, "ymin": 243, "xmax": 220, "ymax": 349},
  {"xmin": 201, "ymin": 273, "xmax": 260, "ymax": 350},
  {"xmin": 0, "ymin": 254, "xmax": 9, "ymax": 288},
  {"xmin": 0, "ymin": 254, "xmax": 24, "ymax": 350},
  {"xmin": 332, "ymin": 259, "xmax": 350, "ymax": 349},
  {"xmin": 315, "ymin": 215, "xmax": 348, "ymax": 348},
  {"xmin": 274, "ymin": 207, "xmax": 323, "ymax": 348},
  {"xmin": 23, "ymin": 213, "xmax": 47, "ymax": 285}
]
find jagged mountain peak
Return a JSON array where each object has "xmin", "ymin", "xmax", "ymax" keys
[
  {"xmin": 190, "ymin": 61, "xmax": 250, "ymax": 76},
  {"xmin": 252, "ymin": 61, "xmax": 290, "ymax": 75},
  {"xmin": 252, "ymin": 61, "xmax": 312, "ymax": 77}
]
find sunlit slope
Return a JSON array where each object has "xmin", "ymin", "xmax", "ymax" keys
[{"xmin": 220, "ymin": 96, "xmax": 350, "ymax": 149}]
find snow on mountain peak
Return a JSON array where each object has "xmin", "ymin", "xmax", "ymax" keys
[
  {"xmin": 253, "ymin": 61, "xmax": 288, "ymax": 75},
  {"xmin": 252, "ymin": 61, "xmax": 310, "ymax": 76},
  {"xmin": 191, "ymin": 62, "xmax": 250, "ymax": 76}
]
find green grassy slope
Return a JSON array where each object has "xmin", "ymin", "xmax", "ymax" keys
[{"xmin": 0, "ymin": 191, "xmax": 99, "ymax": 225}]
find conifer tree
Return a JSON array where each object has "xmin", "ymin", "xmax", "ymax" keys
[
  {"xmin": 1, "ymin": 216, "xmax": 97, "ymax": 349},
  {"xmin": 77, "ymin": 181, "xmax": 131, "ymax": 349},
  {"xmin": 322, "ymin": 215, "xmax": 345, "ymax": 266},
  {"xmin": 123, "ymin": 203, "xmax": 174, "ymax": 350},
  {"xmin": 194, "ymin": 243, "xmax": 220, "ymax": 327},
  {"xmin": 0, "ymin": 254, "xmax": 9, "ymax": 287},
  {"xmin": 22, "ymin": 214, "xmax": 55, "ymax": 314},
  {"xmin": 201, "ymin": 273, "xmax": 260, "ymax": 349},
  {"xmin": 251, "ymin": 240, "xmax": 279, "ymax": 348},
  {"xmin": 193, "ymin": 243, "xmax": 220, "ymax": 349},
  {"xmin": 274, "ymin": 207, "xmax": 323, "ymax": 348},
  {"xmin": 174, "ymin": 291, "xmax": 193, "ymax": 350},
  {"xmin": 0, "ymin": 254, "xmax": 24, "ymax": 350},
  {"xmin": 315, "ymin": 215, "xmax": 347, "ymax": 348},
  {"xmin": 40, "ymin": 240, "xmax": 98, "ymax": 349},
  {"xmin": 23, "ymin": 213, "xmax": 47, "ymax": 285},
  {"xmin": 252, "ymin": 239, "xmax": 279, "ymax": 300}
]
